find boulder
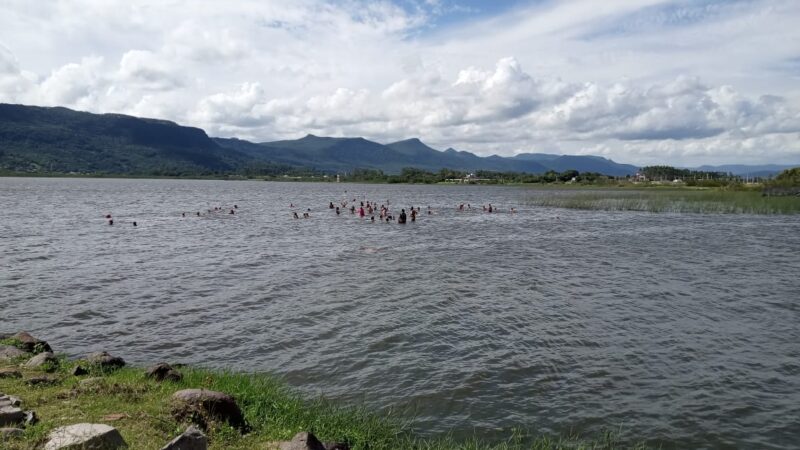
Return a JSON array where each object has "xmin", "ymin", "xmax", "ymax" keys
[
  {"xmin": 44, "ymin": 423, "xmax": 126, "ymax": 450},
  {"xmin": 0, "ymin": 345, "xmax": 27, "ymax": 360},
  {"xmin": 160, "ymin": 425, "xmax": 207, "ymax": 450},
  {"xmin": 171, "ymin": 389, "xmax": 246, "ymax": 431},
  {"xmin": 25, "ymin": 352, "xmax": 59, "ymax": 370},
  {"xmin": 267, "ymin": 432, "xmax": 349, "ymax": 450},
  {"xmin": 0, "ymin": 369, "xmax": 22, "ymax": 379},
  {"xmin": 0, "ymin": 427, "xmax": 24, "ymax": 439},
  {"xmin": 71, "ymin": 365, "xmax": 89, "ymax": 376},
  {"xmin": 0, "ymin": 395, "xmax": 22, "ymax": 407},
  {"xmin": 145, "ymin": 363, "xmax": 183, "ymax": 382},
  {"xmin": 11, "ymin": 332, "xmax": 52, "ymax": 353},
  {"xmin": 278, "ymin": 432, "xmax": 326, "ymax": 450},
  {"xmin": 87, "ymin": 352, "xmax": 126, "ymax": 370},
  {"xmin": 0, "ymin": 406, "xmax": 25, "ymax": 427},
  {"xmin": 24, "ymin": 410, "xmax": 38, "ymax": 426}
]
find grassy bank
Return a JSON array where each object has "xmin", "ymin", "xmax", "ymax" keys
[
  {"xmin": 0, "ymin": 355, "xmax": 645, "ymax": 450},
  {"xmin": 526, "ymin": 188, "xmax": 800, "ymax": 214}
]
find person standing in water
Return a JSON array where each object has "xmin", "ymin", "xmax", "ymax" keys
[
  {"xmin": 398, "ymin": 209, "xmax": 407, "ymax": 224},
  {"xmin": 359, "ymin": 206, "xmax": 365, "ymax": 218},
  {"xmin": 410, "ymin": 208, "xmax": 417, "ymax": 222}
]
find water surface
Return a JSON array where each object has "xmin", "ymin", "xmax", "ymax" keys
[{"xmin": 1, "ymin": 178, "xmax": 798, "ymax": 449}]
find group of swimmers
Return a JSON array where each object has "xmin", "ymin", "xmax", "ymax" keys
[
  {"xmin": 107, "ymin": 198, "xmax": 515, "ymax": 227},
  {"xmin": 289, "ymin": 197, "xmax": 516, "ymax": 223},
  {"xmin": 182, "ymin": 204, "xmax": 239, "ymax": 218},
  {"xmin": 105, "ymin": 204, "xmax": 242, "ymax": 226},
  {"xmin": 104, "ymin": 213, "xmax": 136, "ymax": 227}
]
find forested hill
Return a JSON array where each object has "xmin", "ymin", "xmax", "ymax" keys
[
  {"xmin": 0, "ymin": 103, "xmax": 644, "ymax": 177},
  {"xmin": 0, "ymin": 103, "xmax": 249, "ymax": 175}
]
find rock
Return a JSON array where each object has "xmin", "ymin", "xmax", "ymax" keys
[
  {"xmin": 0, "ymin": 406, "xmax": 25, "ymax": 427},
  {"xmin": 280, "ymin": 432, "xmax": 327, "ymax": 450},
  {"xmin": 71, "ymin": 365, "xmax": 89, "ymax": 376},
  {"xmin": 24, "ymin": 410, "xmax": 37, "ymax": 426},
  {"xmin": 87, "ymin": 352, "xmax": 126, "ymax": 370},
  {"xmin": 171, "ymin": 389, "xmax": 246, "ymax": 431},
  {"xmin": 0, "ymin": 395, "xmax": 22, "ymax": 407},
  {"xmin": 145, "ymin": 363, "xmax": 183, "ymax": 382},
  {"xmin": 160, "ymin": 425, "xmax": 207, "ymax": 450},
  {"xmin": 0, "ymin": 345, "xmax": 27, "ymax": 360},
  {"xmin": 0, "ymin": 369, "xmax": 22, "ymax": 379},
  {"xmin": 44, "ymin": 423, "xmax": 126, "ymax": 450},
  {"xmin": 11, "ymin": 331, "xmax": 52, "ymax": 354},
  {"xmin": 0, "ymin": 427, "xmax": 24, "ymax": 439},
  {"xmin": 27, "ymin": 375, "xmax": 58, "ymax": 386},
  {"xmin": 267, "ymin": 433, "xmax": 349, "ymax": 450},
  {"xmin": 25, "ymin": 352, "xmax": 59, "ymax": 370}
]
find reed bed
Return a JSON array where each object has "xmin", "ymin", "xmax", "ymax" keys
[{"xmin": 527, "ymin": 189, "xmax": 800, "ymax": 214}]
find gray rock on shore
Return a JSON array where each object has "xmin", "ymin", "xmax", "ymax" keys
[
  {"xmin": 11, "ymin": 332, "xmax": 52, "ymax": 354},
  {"xmin": 0, "ymin": 368, "xmax": 22, "ymax": 378},
  {"xmin": 0, "ymin": 395, "xmax": 22, "ymax": 408},
  {"xmin": 0, "ymin": 406, "xmax": 25, "ymax": 427},
  {"xmin": 268, "ymin": 432, "xmax": 350, "ymax": 450},
  {"xmin": 0, "ymin": 345, "xmax": 27, "ymax": 360},
  {"xmin": 160, "ymin": 425, "xmax": 207, "ymax": 450},
  {"xmin": 0, "ymin": 427, "xmax": 24, "ymax": 440},
  {"xmin": 44, "ymin": 423, "xmax": 126, "ymax": 450},
  {"xmin": 87, "ymin": 352, "xmax": 126, "ymax": 370},
  {"xmin": 146, "ymin": 363, "xmax": 183, "ymax": 382},
  {"xmin": 171, "ymin": 389, "xmax": 247, "ymax": 431},
  {"xmin": 25, "ymin": 352, "xmax": 59, "ymax": 370}
]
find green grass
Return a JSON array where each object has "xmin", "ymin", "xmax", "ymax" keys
[
  {"xmin": 0, "ymin": 357, "xmax": 647, "ymax": 450},
  {"xmin": 526, "ymin": 188, "xmax": 800, "ymax": 214}
]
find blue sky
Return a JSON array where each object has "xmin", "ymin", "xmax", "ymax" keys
[{"xmin": 0, "ymin": 0, "xmax": 798, "ymax": 165}]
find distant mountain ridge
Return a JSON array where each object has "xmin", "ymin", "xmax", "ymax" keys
[{"xmin": 1, "ymin": 103, "xmax": 793, "ymax": 177}]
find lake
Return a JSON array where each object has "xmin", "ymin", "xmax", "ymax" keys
[{"xmin": 1, "ymin": 177, "xmax": 798, "ymax": 449}]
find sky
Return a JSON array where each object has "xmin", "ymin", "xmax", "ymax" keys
[{"xmin": 1, "ymin": 0, "xmax": 799, "ymax": 166}]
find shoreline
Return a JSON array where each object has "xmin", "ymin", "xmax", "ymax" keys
[{"xmin": 1, "ymin": 332, "xmax": 645, "ymax": 449}]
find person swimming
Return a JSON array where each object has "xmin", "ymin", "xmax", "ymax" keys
[
  {"xmin": 229, "ymin": 209, "xmax": 235, "ymax": 214},
  {"xmin": 105, "ymin": 214, "xmax": 112, "ymax": 219},
  {"xmin": 329, "ymin": 202, "xmax": 334, "ymax": 209},
  {"xmin": 371, "ymin": 216, "xmax": 375, "ymax": 222},
  {"xmin": 293, "ymin": 212, "xmax": 299, "ymax": 219},
  {"xmin": 132, "ymin": 221, "xmax": 137, "ymax": 227},
  {"xmin": 108, "ymin": 219, "xmax": 113, "ymax": 226},
  {"xmin": 336, "ymin": 206, "xmax": 340, "ymax": 215}
]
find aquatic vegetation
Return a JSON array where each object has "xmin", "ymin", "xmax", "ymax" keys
[{"xmin": 526, "ymin": 188, "xmax": 800, "ymax": 214}]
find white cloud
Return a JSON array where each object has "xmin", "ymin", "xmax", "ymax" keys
[
  {"xmin": 0, "ymin": 0, "xmax": 798, "ymax": 165},
  {"xmin": 38, "ymin": 56, "xmax": 107, "ymax": 108}
]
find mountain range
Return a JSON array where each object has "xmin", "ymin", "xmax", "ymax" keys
[{"xmin": 0, "ymin": 103, "xmax": 794, "ymax": 177}]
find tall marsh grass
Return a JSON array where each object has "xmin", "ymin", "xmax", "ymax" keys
[{"xmin": 527, "ymin": 189, "xmax": 800, "ymax": 214}]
